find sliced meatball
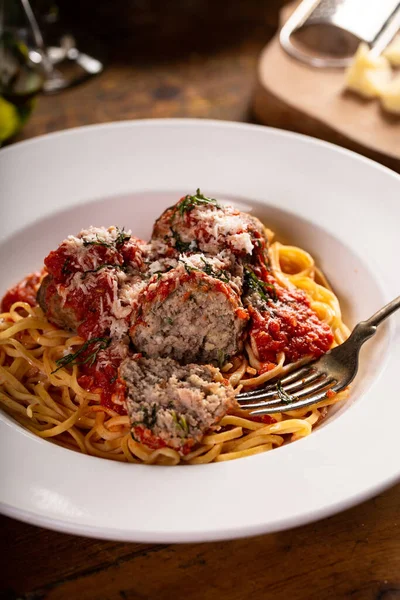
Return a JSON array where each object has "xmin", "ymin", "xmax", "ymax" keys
[
  {"xmin": 37, "ymin": 226, "xmax": 148, "ymax": 340},
  {"xmin": 152, "ymin": 190, "xmax": 268, "ymax": 261},
  {"xmin": 119, "ymin": 356, "xmax": 237, "ymax": 453},
  {"xmin": 147, "ymin": 253, "xmax": 244, "ymax": 296},
  {"xmin": 130, "ymin": 262, "xmax": 248, "ymax": 364}
]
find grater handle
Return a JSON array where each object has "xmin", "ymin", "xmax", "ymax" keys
[{"xmin": 370, "ymin": 5, "xmax": 400, "ymax": 58}]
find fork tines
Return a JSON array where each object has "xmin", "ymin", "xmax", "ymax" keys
[{"xmin": 236, "ymin": 365, "xmax": 338, "ymax": 415}]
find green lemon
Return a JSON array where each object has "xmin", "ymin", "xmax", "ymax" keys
[{"xmin": 0, "ymin": 96, "xmax": 21, "ymax": 142}]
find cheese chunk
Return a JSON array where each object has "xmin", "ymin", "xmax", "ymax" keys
[
  {"xmin": 345, "ymin": 43, "xmax": 392, "ymax": 98},
  {"xmin": 381, "ymin": 74, "xmax": 400, "ymax": 114},
  {"xmin": 383, "ymin": 35, "xmax": 400, "ymax": 67}
]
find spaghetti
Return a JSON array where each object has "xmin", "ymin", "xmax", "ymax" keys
[{"xmin": 0, "ymin": 239, "xmax": 350, "ymax": 465}]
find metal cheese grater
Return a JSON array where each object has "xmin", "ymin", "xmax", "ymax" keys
[{"xmin": 280, "ymin": 0, "xmax": 400, "ymax": 67}]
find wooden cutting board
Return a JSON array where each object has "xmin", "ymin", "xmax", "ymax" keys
[{"xmin": 253, "ymin": 1, "xmax": 400, "ymax": 173}]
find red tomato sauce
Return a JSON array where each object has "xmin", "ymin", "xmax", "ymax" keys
[
  {"xmin": 248, "ymin": 275, "xmax": 333, "ymax": 364},
  {"xmin": 1, "ymin": 272, "xmax": 43, "ymax": 312},
  {"xmin": 43, "ymin": 271, "xmax": 122, "ymax": 340},
  {"xmin": 131, "ymin": 426, "xmax": 167, "ymax": 450},
  {"xmin": 45, "ymin": 244, "xmax": 125, "ymax": 284},
  {"xmin": 77, "ymin": 346, "xmax": 127, "ymax": 415},
  {"xmin": 247, "ymin": 414, "xmax": 277, "ymax": 425},
  {"xmin": 131, "ymin": 425, "xmax": 194, "ymax": 455}
]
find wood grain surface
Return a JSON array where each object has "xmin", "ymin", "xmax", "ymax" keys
[
  {"xmin": 1, "ymin": 482, "xmax": 400, "ymax": 600},
  {"xmin": 3, "ymin": 1, "xmax": 400, "ymax": 598}
]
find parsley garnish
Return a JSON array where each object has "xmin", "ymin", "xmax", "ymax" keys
[
  {"xmin": 178, "ymin": 259, "xmax": 198, "ymax": 275},
  {"xmin": 244, "ymin": 267, "xmax": 277, "ymax": 302},
  {"xmin": 178, "ymin": 256, "xmax": 230, "ymax": 283},
  {"xmin": 179, "ymin": 414, "xmax": 189, "ymax": 433},
  {"xmin": 176, "ymin": 189, "xmax": 221, "ymax": 217},
  {"xmin": 276, "ymin": 381, "xmax": 296, "ymax": 404},
  {"xmin": 200, "ymin": 257, "xmax": 230, "ymax": 283},
  {"xmin": 142, "ymin": 404, "xmax": 158, "ymax": 429},
  {"xmin": 115, "ymin": 228, "xmax": 131, "ymax": 247},
  {"xmin": 83, "ymin": 227, "xmax": 130, "ymax": 248},
  {"xmin": 52, "ymin": 337, "xmax": 111, "ymax": 373},
  {"xmin": 217, "ymin": 349, "xmax": 226, "ymax": 369},
  {"xmin": 172, "ymin": 411, "xmax": 189, "ymax": 433},
  {"xmin": 62, "ymin": 257, "xmax": 73, "ymax": 276},
  {"xmin": 171, "ymin": 229, "xmax": 193, "ymax": 253},
  {"xmin": 83, "ymin": 238, "xmax": 110, "ymax": 248},
  {"xmin": 82, "ymin": 263, "xmax": 127, "ymax": 278}
]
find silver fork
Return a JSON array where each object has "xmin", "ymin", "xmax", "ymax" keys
[{"xmin": 237, "ymin": 296, "xmax": 400, "ymax": 415}]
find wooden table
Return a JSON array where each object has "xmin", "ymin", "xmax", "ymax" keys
[{"xmin": 3, "ymin": 1, "xmax": 400, "ymax": 598}]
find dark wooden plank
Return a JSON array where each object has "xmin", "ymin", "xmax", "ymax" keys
[{"xmin": 2, "ymin": 483, "xmax": 400, "ymax": 599}]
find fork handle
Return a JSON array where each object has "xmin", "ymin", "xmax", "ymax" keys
[{"xmin": 364, "ymin": 296, "xmax": 400, "ymax": 329}]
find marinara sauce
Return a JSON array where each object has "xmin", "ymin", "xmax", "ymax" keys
[
  {"xmin": 1, "ymin": 272, "xmax": 43, "ymax": 312},
  {"xmin": 248, "ymin": 274, "xmax": 333, "ymax": 363}
]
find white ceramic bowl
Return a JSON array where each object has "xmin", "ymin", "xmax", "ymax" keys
[{"xmin": 0, "ymin": 120, "xmax": 399, "ymax": 542}]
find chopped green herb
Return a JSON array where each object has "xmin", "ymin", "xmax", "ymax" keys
[
  {"xmin": 200, "ymin": 257, "xmax": 230, "ymax": 283},
  {"xmin": 142, "ymin": 404, "xmax": 158, "ymax": 429},
  {"xmin": 171, "ymin": 229, "xmax": 193, "ymax": 253},
  {"xmin": 172, "ymin": 411, "xmax": 189, "ymax": 434},
  {"xmin": 217, "ymin": 349, "xmax": 226, "ymax": 369},
  {"xmin": 83, "ymin": 227, "xmax": 130, "ymax": 248},
  {"xmin": 62, "ymin": 257, "xmax": 73, "ymax": 276},
  {"xmin": 52, "ymin": 337, "xmax": 111, "ymax": 373},
  {"xmin": 83, "ymin": 237, "xmax": 110, "ymax": 248},
  {"xmin": 115, "ymin": 227, "xmax": 131, "ymax": 247},
  {"xmin": 244, "ymin": 267, "xmax": 277, "ymax": 302},
  {"xmin": 276, "ymin": 381, "xmax": 296, "ymax": 404},
  {"xmin": 175, "ymin": 189, "xmax": 221, "ymax": 218},
  {"xmin": 178, "ymin": 258, "xmax": 199, "ymax": 275},
  {"xmin": 179, "ymin": 415, "xmax": 189, "ymax": 433},
  {"xmin": 166, "ymin": 317, "xmax": 174, "ymax": 325},
  {"xmin": 82, "ymin": 263, "xmax": 127, "ymax": 278}
]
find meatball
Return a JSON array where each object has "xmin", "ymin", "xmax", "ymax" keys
[
  {"xmin": 37, "ymin": 226, "xmax": 148, "ymax": 339},
  {"xmin": 152, "ymin": 190, "xmax": 268, "ymax": 261},
  {"xmin": 147, "ymin": 253, "xmax": 243, "ymax": 296},
  {"xmin": 119, "ymin": 356, "xmax": 237, "ymax": 453},
  {"xmin": 37, "ymin": 274, "xmax": 79, "ymax": 331},
  {"xmin": 130, "ymin": 261, "xmax": 248, "ymax": 364}
]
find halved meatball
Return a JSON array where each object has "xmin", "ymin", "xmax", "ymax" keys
[
  {"xmin": 147, "ymin": 253, "xmax": 243, "ymax": 296},
  {"xmin": 152, "ymin": 190, "xmax": 268, "ymax": 260},
  {"xmin": 119, "ymin": 356, "xmax": 237, "ymax": 453},
  {"xmin": 130, "ymin": 262, "xmax": 248, "ymax": 364}
]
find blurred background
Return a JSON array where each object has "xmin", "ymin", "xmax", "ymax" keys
[
  {"xmin": 0, "ymin": 0, "xmax": 285, "ymax": 141},
  {"xmin": 1, "ymin": 0, "xmax": 400, "ymax": 172}
]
